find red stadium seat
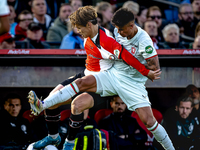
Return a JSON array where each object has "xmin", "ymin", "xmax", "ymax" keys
[
  {"xmin": 60, "ymin": 109, "xmax": 71, "ymax": 121},
  {"xmin": 22, "ymin": 110, "xmax": 44, "ymax": 123},
  {"xmin": 94, "ymin": 109, "xmax": 113, "ymax": 125}
]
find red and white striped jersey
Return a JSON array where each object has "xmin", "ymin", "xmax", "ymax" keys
[
  {"xmin": 84, "ymin": 26, "xmax": 123, "ymax": 72},
  {"xmin": 0, "ymin": 0, "xmax": 10, "ymax": 17}
]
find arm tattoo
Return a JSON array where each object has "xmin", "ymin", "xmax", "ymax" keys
[{"xmin": 145, "ymin": 56, "xmax": 160, "ymax": 70}]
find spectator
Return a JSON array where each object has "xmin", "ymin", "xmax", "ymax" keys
[
  {"xmin": 8, "ymin": 5, "xmax": 17, "ymax": 35},
  {"xmin": 0, "ymin": 0, "xmax": 10, "ymax": 35},
  {"xmin": 45, "ymin": 0, "xmax": 65, "ymax": 19},
  {"xmin": 143, "ymin": 20, "xmax": 159, "ymax": 49},
  {"xmin": 46, "ymin": 3, "xmax": 73, "ymax": 43},
  {"xmin": 15, "ymin": 10, "xmax": 33, "ymax": 41},
  {"xmin": 23, "ymin": 22, "xmax": 50, "ymax": 48},
  {"xmin": 99, "ymin": 96, "xmax": 148, "ymax": 150},
  {"xmin": 97, "ymin": 12, "xmax": 103, "ymax": 26},
  {"xmin": 96, "ymin": 1, "xmax": 114, "ymax": 34},
  {"xmin": 191, "ymin": 0, "xmax": 200, "ymax": 21},
  {"xmin": 159, "ymin": 95, "xmax": 200, "ymax": 150},
  {"xmin": 176, "ymin": 3, "xmax": 198, "ymax": 42},
  {"xmin": 31, "ymin": 0, "xmax": 53, "ymax": 40},
  {"xmin": 70, "ymin": 0, "xmax": 83, "ymax": 12},
  {"xmin": 135, "ymin": 6, "xmax": 148, "ymax": 28},
  {"xmin": 146, "ymin": 6, "xmax": 166, "ymax": 42},
  {"xmin": 7, "ymin": 0, "xmax": 31, "ymax": 18},
  {"xmin": 122, "ymin": 1, "xmax": 139, "ymax": 17},
  {"xmin": 60, "ymin": 26, "xmax": 83, "ymax": 49},
  {"xmin": 158, "ymin": 23, "xmax": 186, "ymax": 49},
  {"xmin": 186, "ymin": 84, "xmax": 200, "ymax": 111},
  {"xmin": 0, "ymin": 93, "xmax": 34, "ymax": 149},
  {"xmin": 192, "ymin": 35, "xmax": 200, "ymax": 48},
  {"xmin": 195, "ymin": 21, "xmax": 200, "ymax": 38},
  {"xmin": 0, "ymin": 32, "xmax": 16, "ymax": 49}
]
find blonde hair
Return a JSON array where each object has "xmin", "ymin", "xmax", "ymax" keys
[
  {"xmin": 69, "ymin": 5, "xmax": 97, "ymax": 27},
  {"xmin": 162, "ymin": 23, "xmax": 179, "ymax": 38},
  {"xmin": 122, "ymin": 1, "xmax": 139, "ymax": 15}
]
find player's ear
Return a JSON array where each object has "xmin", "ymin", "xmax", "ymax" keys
[{"xmin": 87, "ymin": 22, "xmax": 92, "ymax": 28}]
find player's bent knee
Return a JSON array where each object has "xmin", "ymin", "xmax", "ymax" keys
[{"xmin": 71, "ymin": 93, "xmax": 94, "ymax": 114}]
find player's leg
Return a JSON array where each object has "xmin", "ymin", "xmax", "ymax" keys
[
  {"xmin": 32, "ymin": 84, "xmax": 71, "ymax": 149},
  {"xmin": 135, "ymin": 107, "xmax": 175, "ymax": 150},
  {"xmin": 28, "ymin": 74, "xmax": 97, "ymax": 115},
  {"xmin": 62, "ymin": 93, "xmax": 94, "ymax": 150},
  {"xmin": 32, "ymin": 72, "xmax": 85, "ymax": 149}
]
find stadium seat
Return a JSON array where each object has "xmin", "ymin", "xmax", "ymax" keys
[
  {"xmin": 22, "ymin": 110, "xmax": 44, "ymax": 123},
  {"xmin": 60, "ymin": 109, "xmax": 71, "ymax": 121},
  {"xmin": 94, "ymin": 109, "xmax": 113, "ymax": 125}
]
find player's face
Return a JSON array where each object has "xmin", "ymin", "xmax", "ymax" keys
[
  {"xmin": 110, "ymin": 96, "xmax": 126, "ymax": 113},
  {"xmin": 176, "ymin": 101, "xmax": 193, "ymax": 119},
  {"xmin": 4, "ymin": 99, "xmax": 21, "ymax": 117},
  {"xmin": 76, "ymin": 24, "xmax": 91, "ymax": 38},
  {"xmin": 115, "ymin": 23, "xmax": 133, "ymax": 38}
]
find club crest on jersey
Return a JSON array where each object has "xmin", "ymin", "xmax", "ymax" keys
[
  {"xmin": 131, "ymin": 47, "xmax": 136, "ymax": 54},
  {"xmin": 109, "ymin": 55, "xmax": 115, "ymax": 60},
  {"xmin": 114, "ymin": 49, "xmax": 120, "ymax": 57},
  {"xmin": 145, "ymin": 45, "xmax": 153, "ymax": 54}
]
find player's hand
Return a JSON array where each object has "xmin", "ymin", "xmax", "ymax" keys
[{"xmin": 147, "ymin": 69, "xmax": 161, "ymax": 82}]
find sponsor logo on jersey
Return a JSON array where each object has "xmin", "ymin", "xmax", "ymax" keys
[
  {"xmin": 114, "ymin": 49, "xmax": 120, "ymax": 58},
  {"xmin": 131, "ymin": 47, "xmax": 136, "ymax": 54},
  {"xmin": 145, "ymin": 46, "xmax": 153, "ymax": 54}
]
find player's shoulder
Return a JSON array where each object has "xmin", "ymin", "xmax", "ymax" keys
[{"xmin": 99, "ymin": 26, "xmax": 114, "ymax": 39}]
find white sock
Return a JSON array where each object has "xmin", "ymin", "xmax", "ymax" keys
[
  {"xmin": 148, "ymin": 121, "xmax": 175, "ymax": 150},
  {"xmin": 65, "ymin": 138, "xmax": 75, "ymax": 144},
  {"xmin": 43, "ymin": 82, "xmax": 79, "ymax": 109},
  {"xmin": 49, "ymin": 133, "xmax": 59, "ymax": 139}
]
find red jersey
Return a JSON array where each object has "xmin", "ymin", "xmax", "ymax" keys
[{"xmin": 84, "ymin": 26, "xmax": 149, "ymax": 76}]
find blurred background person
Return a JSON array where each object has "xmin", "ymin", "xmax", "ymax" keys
[
  {"xmin": 158, "ymin": 23, "xmax": 186, "ymax": 49},
  {"xmin": 0, "ymin": 32, "xmax": 16, "ymax": 49},
  {"xmin": 0, "ymin": 0, "xmax": 10, "ymax": 35},
  {"xmin": 158, "ymin": 95, "xmax": 200, "ymax": 150},
  {"xmin": 191, "ymin": 0, "xmax": 200, "ymax": 21},
  {"xmin": 146, "ymin": 6, "xmax": 167, "ymax": 42},
  {"xmin": 15, "ymin": 10, "xmax": 33, "ymax": 41},
  {"xmin": 60, "ymin": 26, "xmax": 83, "ymax": 49},
  {"xmin": 135, "ymin": 6, "xmax": 148, "ymax": 28},
  {"xmin": 96, "ymin": 1, "xmax": 114, "ymax": 34},
  {"xmin": 176, "ymin": 3, "xmax": 198, "ymax": 42},
  {"xmin": 8, "ymin": 5, "xmax": 17, "ymax": 36},
  {"xmin": 144, "ymin": 20, "xmax": 159, "ymax": 49},
  {"xmin": 192, "ymin": 35, "xmax": 200, "ymax": 48},
  {"xmin": 7, "ymin": 0, "xmax": 31, "ymax": 17},
  {"xmin": 47, "ymin": 3, "xmax": 73, "ymax": 43},
  {"xmin": 99, "ymin": 96, "xmax": 148, "ymax": 150},
  {"xmin": 186, "ymin": 84, "xmax": 200, "ymax": 112},
  {"xmin": 23, "ymin": 22, "xmax": 50, "ymax": 48},
  {"xmin": 0, "ymin": 93, "xmax": 34, "ymax": 149},
  {"xmin": 31, "ymin": 0, "xmax": 53, "ymax": 40},
  {"xmin": 122, "ymin": 1, "xmax": 139, "ymax": 17},
  {"xmin": 70, "ymin": 0, "xmax": 83, "ymax": 12}
]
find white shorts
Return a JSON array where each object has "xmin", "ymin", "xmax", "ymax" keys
[{"xmin": 93, "ymin": 67, "xmax": 151, "ymax": 111}]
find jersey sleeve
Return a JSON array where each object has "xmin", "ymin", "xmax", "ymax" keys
[
  {"xmin": 105, "ymin": 35, "xmax": 150, "ymax": 76},
  {"xmin": 139, "ymin": 37, "xmax": 157, "ymax": 60},
  {"xmin": 0, "ymin": 0, "xmax": 10, "ymax": 17}
]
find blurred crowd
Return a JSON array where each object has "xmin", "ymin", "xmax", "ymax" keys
[{"xmin": 1, "ymin": 0, "xmax": 200, "ymax": 49}]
